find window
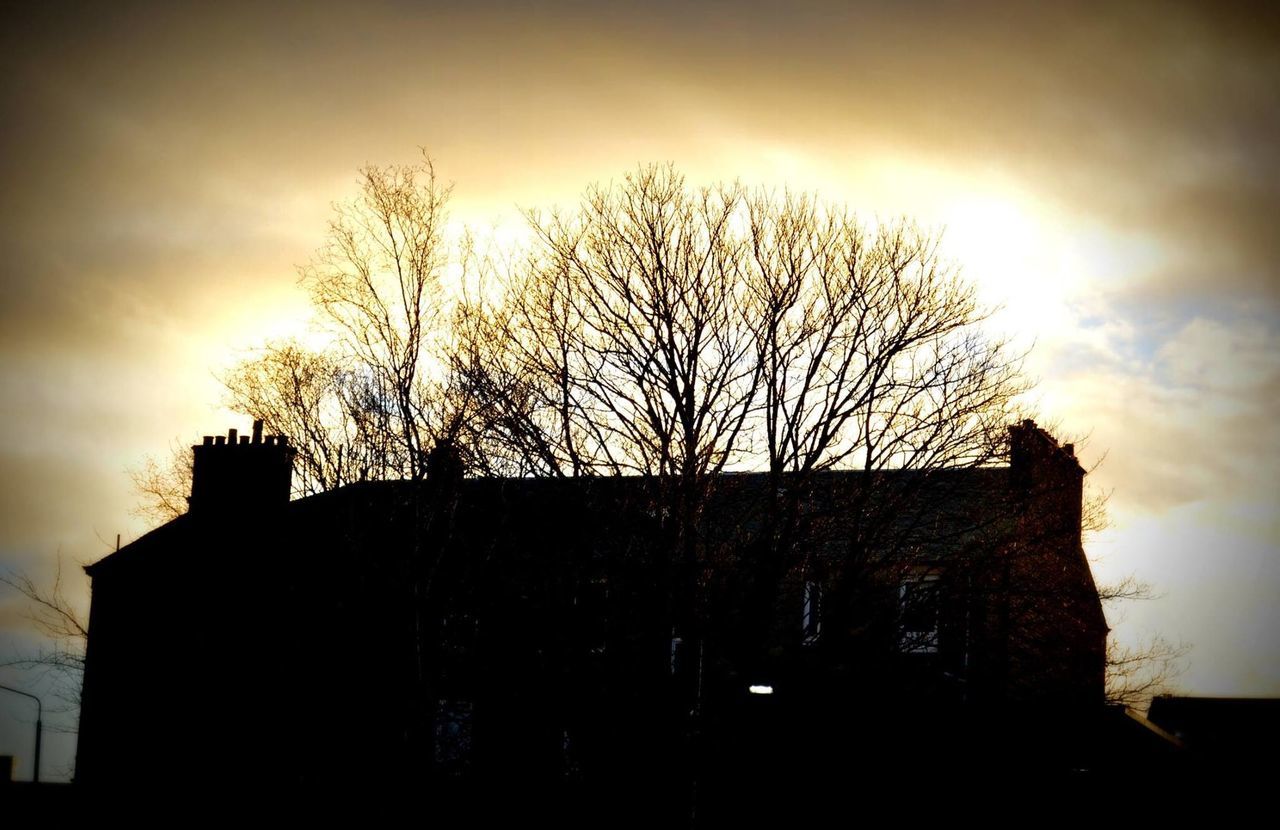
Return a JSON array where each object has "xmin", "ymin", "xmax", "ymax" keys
[
  {"xmin": 574, "ymin": 575, "xmax": 609, "ymax": 655},
  {"xmin": 802, "ymin": 579, "xmax": 822, "ymax": 645},
  {"xmin": 898, "ymin": 572, "xmax": 942, "ymax": 654},
  {"xmin": 440, "ymin": 610, "xmax": 478, "ymax": 656},
  {"xmin": 434, "ymin": 699, "xmax": 473, "ymax": 775}
]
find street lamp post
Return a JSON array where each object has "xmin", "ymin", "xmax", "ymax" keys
[{"xmin": 0, "ymin": 684, "xmax": 42, "ymax": 783}]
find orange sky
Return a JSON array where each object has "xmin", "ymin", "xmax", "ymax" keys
[{"xmin": 2, "ymin": 1, "xmax": 1277, "ymax": 780}]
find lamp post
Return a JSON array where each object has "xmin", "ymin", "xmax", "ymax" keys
[{"xmin": 0, "ymin": 684, "xmax": 42, "ymax": 783}]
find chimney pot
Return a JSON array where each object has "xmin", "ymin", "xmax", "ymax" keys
[
  {"xmin": 215, "ymin": 436, "xmax": 226, "ymax": 446},
  {"xmin": 228, "ymin": 428, "xmax": 238, "ymax": 443},
  {"xmin": 252, "ymin": 419, "xmax": 263, "ymax": 444},
  {"xmin": 202, "ymin": 436, "xmax": 214, "ymax": 446},
  {"xmin": 239, "ymin": 436, "xmax": 250, "ymax": 445}
]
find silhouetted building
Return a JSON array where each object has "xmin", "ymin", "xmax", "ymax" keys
[
  {"xmin": 76, "ymin": 419, "xmax": 1109, "ymax": 812},
  {"xmin": 1147, "ymin": 695, "xmax": 1280, "ymax": 782}
]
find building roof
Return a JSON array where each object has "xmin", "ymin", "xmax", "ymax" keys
[
  {"xmin": 89, "ymin": 465, "xmax": 1025, "ymax": 575},
  {"xmin": 1147, "ymin": 695, "xmax": 1280, "ymax": 756}
]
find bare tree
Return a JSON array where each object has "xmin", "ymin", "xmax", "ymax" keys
[
  {"xmin": 1096, "ymin": 575, "xmax": 1189, "ymax": 709},
  {"xmin": 729, "ymin": 192, "xmax": 1030, "ymax": 671},
  {"xmin": 300, "ymin": 155, "xmax": 460, "ymax": 482},
  {"xmin": 223, "ymin": 341, "xmax": 404, "ymax": 495},
  {"xmin": 129, "ymin": 158, "xmax": 492, "ymax": 518},
  {"xmin": 1104, "ymin": 634, "xmax": 1189, "ymax": 710},
  {"xmin": 1062, "ymin": 475, "xmax": 1189, "ymax": 709},
  {"xmin": 213, "ymin": 154, "xmax": 477, "ymax": 498},
  {"xmin": 129, "ymin": 440, "xmax": 193, "ymax": 524},
  {"xmin": 467, "ymin": 168, "xmax": 1026, "ymax": 496},
  {"xmin": 0, "ymin": 554, "xmax": 88, "ymax": 729},
  {"xmin": 491, "ymin": 170, "xmax": 766, "ymax": 719},
  {"xmin": 442, "ymin": 169, "xmax": 1068, "ymax": 793},
  {"xmin": 745, "ymin": 194, "xmax": 1022, "ymax": 478},
  {"xmin": 464, "ymin": 168, "xmax": 759, "ymax": 484}
]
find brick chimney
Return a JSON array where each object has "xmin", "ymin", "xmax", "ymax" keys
[
  {"xmin": 189, "ymin": 420, "xmax": 295, "ymax": 516},
  {"xmin": 1009, "ymin": 419, "xmax": 1084, "ymax": 476},
  {"xmin": 1008, "ymin": 419, "xmax": 1084, "ymax": 546}
]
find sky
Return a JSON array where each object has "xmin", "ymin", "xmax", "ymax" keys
[{"xmin": 1, "ymin": 0, "xmax": 1277, "ymax": 780}]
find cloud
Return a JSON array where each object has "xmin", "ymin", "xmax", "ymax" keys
[
  {"xmin": 1065, "ymin": 307, "xmax": 1280, "ymax": 698},
  {"xmin": 1156, "ymin": 317, "xmax": 1280, "ymax": 393},
  {"xmin": 1046, "ymin": 310, "xmax": 1280, "ymax": 512}
]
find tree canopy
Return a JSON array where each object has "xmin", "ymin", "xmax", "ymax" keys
[
  {"xmin": 219, "ymin": 160, "xmax": 1028, "ymax": 490},
  {"xmin": 123, "ymin": 157, "xmax": 1180, "ymax": 708}
]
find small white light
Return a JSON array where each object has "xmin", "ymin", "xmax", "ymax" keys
[{"xmin": 748, "ymin": 684, "xmax": 773, "ymax": 695}]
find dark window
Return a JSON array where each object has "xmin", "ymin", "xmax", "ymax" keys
[
  {"xmin": 575, "ymin": 575, "xmax": 609, "ymax": 655},
  {"xmin": 434, "ymin": 699, "xmax": 473, "ymax": 776},
  {"xmin": 898, "ymin": 574, "xmax": 941, "ymax": 654},
  {"xmin": 441, "ymin": 610, "xmax": 477, "ymax": 656}
]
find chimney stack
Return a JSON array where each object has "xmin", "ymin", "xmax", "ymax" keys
[
  {"xmin": 1008, "ymin": 419, "xmax": 1084, "ymax": 547},
  {"xmin": 1009, "ymin": 419, "xmax": 1084, "ymax": 478},
  {"xmin": 188, "ymin": 419, "xmax": 295, "ymax": 517}
]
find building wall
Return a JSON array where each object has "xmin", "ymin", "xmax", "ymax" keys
[{"xmin": 77, "ymin": 423, "xmax": 1107, "ymax": 797}]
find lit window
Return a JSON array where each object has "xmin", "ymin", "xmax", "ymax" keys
[
  {"xmin": 802, "ymin": 579, "xmax": 822, "ymax": 644},
  {"xmin": 898, "ymin": 573, "xmax": 941, "ymax": 654}
]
